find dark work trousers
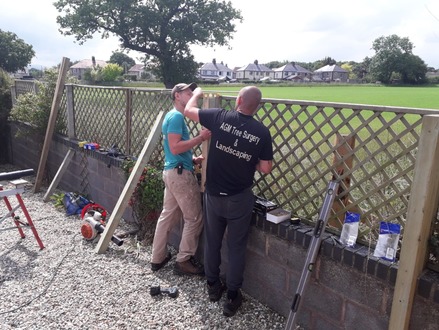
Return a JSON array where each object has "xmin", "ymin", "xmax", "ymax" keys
[{"xmin": 203, "ymin": 188, "xmax": 255, "ymax": 291}]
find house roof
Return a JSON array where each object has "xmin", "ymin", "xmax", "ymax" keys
[
  {"xmin": 70, "ymin": 59, "xmax": 108, "ymax": 69},
  {"xmin": 314, "ymin": 64, "xmax": 348, "ymax": 73},
  {"xmin": 274, "ymin": 63, "xmax": 311, "ymax": 74},
  {"xmin": 199, "ymin": 62, "xmax": 232, "ymax": 72},
  {"xmin": 236, "ymin": 63, "xmax": 272, "ymax": 72},
  {"xmin": 128, "ymin": 64, "xmax": 144, "ymax": 72}
]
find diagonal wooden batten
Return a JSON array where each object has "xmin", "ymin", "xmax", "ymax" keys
[{"xmin": 95, "ymin": 111, "xmax": 165, "ymax": 254}]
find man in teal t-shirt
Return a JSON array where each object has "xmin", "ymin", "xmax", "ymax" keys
[{"xmin": 151, "ymin": 82, "xmax": 211, "ymax": 275}]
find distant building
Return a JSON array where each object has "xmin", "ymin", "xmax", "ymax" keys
[
  {"xmin": 70, "ymin": 58, "xmax": 108, "ymax": 80},
  {"xmin": 235, "ymin": 60, "xmax": 273, "ymax": 80},
  {"xmin": 273, "ymin": 62, "xmax": 312, "ymax": 81},
  {"xmin": 313, "ymin": 64, "xmax": 348, "ymax": 82},
  {"xmin": 198, "ymin": 59, "xmax": 233, "ymax": 81},
  {"xmin": 127, "ymin": 64, "xmax": 145, "ymax": 80}
]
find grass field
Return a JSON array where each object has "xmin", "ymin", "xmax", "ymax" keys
[{"xmin": 199, "ymin": 84, "xmax": 439, "ymax": 110}]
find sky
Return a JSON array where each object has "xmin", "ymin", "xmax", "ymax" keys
[{"xmin": 1, "ymin": 0, "xmax": 439, "ymax": 70}]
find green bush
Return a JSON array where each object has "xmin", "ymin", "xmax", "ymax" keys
[
  {"xmin": 121, "ymin": 159, "xmax": 164, "ymax": 243},
  {"xmin": 0, "ymin": 69, "xmax": 12, "ymax": 162},
  {"xmin": 10, "ymin": 68, "xmax": 76, "ymax": 142}
]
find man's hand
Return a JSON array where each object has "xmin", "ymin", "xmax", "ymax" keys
[
  {"xmin": 193, "ymin": 155, "xmax": 205, "ymax": 165},
  {"xmin": 199, "ymin": 128, "xmax": 211, "ymax": 141},
  {"xmin": 192, "ymin": 87, "xmax": 203, "ymax": 98}
]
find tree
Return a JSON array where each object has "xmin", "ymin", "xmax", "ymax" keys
[
  {"xmin": 29, "ymin": 68, "xmax": 44, "ymax": 79},
  {"xmin": 340, "ymin": 63, "xmax": 352, "ymax": 79},
  {"xmin": 0, "ymin": 29, "xmax": 35, "ymax": 72},
  {"xmin": 369, "ymin": 34, "xmax": 427, "ymax": 84},
  {"xmin": 54, "ymin": 0, "xmax": 242, "ymax": 88},
  {"xmin": 109, "ymin": 51, "xmax": 136, "ymax": 73},
  {"xmin": 101, "ymin": 63, "xmax": 124, "ymax": 81},
  {"xmin": 399, "ymin": 54, "xmax": 428, "ymax": 84},
  {"xmin": 0, "ymin": 69, "xmax": 12, "ymax": 162}
]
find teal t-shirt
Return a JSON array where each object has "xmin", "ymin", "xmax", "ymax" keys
[{"xmin": 162, "ymin": 109, "xmax": 193, "ymax": 171}]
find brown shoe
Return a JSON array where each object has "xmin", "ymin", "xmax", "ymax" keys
[{"xmin": 174, "ymin": 258, "xmax": 204, "ymax": 276}]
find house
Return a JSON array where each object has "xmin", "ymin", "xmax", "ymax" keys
[
  {"xmin": 127, "ymin": 64, "xmax": 145, "ymax": 80},
  {"xmin": 313, "ymin": 64, "xmax": 349, "ymax": 82},
  {"xmin": 198, "ymin": 59, "xmax": 233, "ymax": 81},
  {"xmin": 70, "ymin": 58, "xmax": 108, "ymax": 79},
  {"xmin": 235, "ymin": 60, "xmax": 273, "ymax": 81},
  {"xmin": 273, "ymin": 62, "xmax": 312, "ymax": 81}
]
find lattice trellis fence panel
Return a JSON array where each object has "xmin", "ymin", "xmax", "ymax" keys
[
  {"xmin": 220, "ymin": 96, "xmax": 439, "ymax": 243},
  {"xmin": 129, "ymin": 88, "xmax": 171, "ymax": 164},
  {"xmin": 68, "ymin": 85, "xmax": 170, "ymax": 164},
  {"xmin": 72, "ymin": 86, "xmax": 128, "ymax": 151},
  {"xmin": 56, "ymin": 85, "xmax": 439, "ymax": 247},
  {"xmin": 14, "ymin": 80, "xmax": 38, "ymax": 97},
  {"xmin": 57, "ymin": 90, "xmax": 68, "ymax": 136}
]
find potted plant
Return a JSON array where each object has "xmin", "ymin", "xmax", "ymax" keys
[{"xmin": 121, "ymin": 159, "xmax": 164, "ymax": 243}]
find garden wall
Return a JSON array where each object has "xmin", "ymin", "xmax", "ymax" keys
[{"xmin": 5, "ymin": 123, "xmax": 439, "ymax": 330}]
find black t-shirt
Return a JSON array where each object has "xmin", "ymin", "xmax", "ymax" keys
[{"xmin": 199, "ymin": 108, "xmax": 273, "ymax": 196}]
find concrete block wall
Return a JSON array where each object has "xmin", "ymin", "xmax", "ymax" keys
[
  {"xmin": 6, "ymin": 123, "xmax": 439, "ymax": 329},
  {"xmin": 8, "ymin": 123, "xmax": 134, "ymax": 222}
]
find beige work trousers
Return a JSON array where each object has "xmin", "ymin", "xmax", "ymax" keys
[{"xmin": 151, "ymin": 168, "xmax": 203, "ymax": 263}]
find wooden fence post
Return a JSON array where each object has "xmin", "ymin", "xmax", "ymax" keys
[
  {"xmin": 125, "ymin": 89, "xmax": 133, "ymax": 155},
  {"xmin": 389, "ymin": 115, "xmax": 439, "ymax": 329},
  {"xmin": 200, "ymin": 93, "xmax": 221, "ymax": 192},
  {"xmin": 66, "ymin": 84, "xmax": 75, "ymax": 139},
  {"xmin": 10, "ymin": 85, "xmax": 16, "ymax": 106},
  {"xmin": 33, "ymin": 57, "xmax": 70, "ymax": 193}
]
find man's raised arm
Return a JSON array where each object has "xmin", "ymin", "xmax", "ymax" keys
[{"xmin": 184, "ymin": 87, "xmax": 203, "ymax": 122}]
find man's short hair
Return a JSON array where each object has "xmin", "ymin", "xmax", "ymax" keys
[{"xmin": 171, "ymin": 82, "xmax": 197, "ymax": 100}]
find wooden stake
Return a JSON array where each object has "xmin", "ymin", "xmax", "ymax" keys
[
  {"xmin": 34, "ymin": 57, "xmax": 70, "ymax": 192},
  {"xmin": 389, "ymin": 115, "xmax": 439, "ymax": 329},
  {"xmin": 95, "ymin": 111, "xmax": 165, "ymax": 253},
  {"xmin": 42, "ymin": 148, "xmax": 75, "ymax": 202}
]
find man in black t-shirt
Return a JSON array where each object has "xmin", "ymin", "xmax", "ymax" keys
[{"xmin": 184, "ymin": 86, "xmax": 273, "ymax": 317}]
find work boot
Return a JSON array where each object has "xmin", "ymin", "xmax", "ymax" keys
[
  {"xmin": 151, "ymin": 252, "xmax": 172, "ymax": 271},
  {"xmin": 223, "ymin": 289, "xmax": 242, "ymax": 317},
  {"xmin": 207, "ymin": 280, "xmax": 226, "ymax": 302},
  {"xmin": 174, "ymin": 258, "xmax": 204, "ymax": 276}
]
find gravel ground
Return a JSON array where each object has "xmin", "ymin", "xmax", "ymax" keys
[{"xmin": 0, "ymin": 164, "xmax": 286, "ymax": 330}]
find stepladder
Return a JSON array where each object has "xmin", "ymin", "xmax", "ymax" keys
[
  {"xmin": 285, "ymin": 180, "xmax": 339, "ymax": 330},
  {"xmin": 0, "ymin": 179, "xmax": 45, "ymax": 250}
]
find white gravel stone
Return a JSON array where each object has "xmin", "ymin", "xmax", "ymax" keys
[{"xmin": 0, "ymin": 164, "xmax": 286, "ymax": 330}]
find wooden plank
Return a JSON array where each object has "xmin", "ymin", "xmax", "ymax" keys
[
  {"xmin": 34, "ymin": 57, "xmax": 70, "ymax": 192},
  {"xmin": 66, "ymin": 84, "xmax": 75, "ymax": 139},
  {"xmin": 42, "ymin": 148, "xmax": 75, "ymax": 202},
  {"xmin": 329, "ymin": 133, "xmax": 356, "ymax": 228},
  {"xmin": 389, "ymin": 115, "xmax": 439, "ymax": 330},
  {"xmin": 95, "ymin": 111, "xmax": 165, "ymax": 253},
  {"xmin": 200, "ymin": 93, "xmax": 221, "ymax": 192}
]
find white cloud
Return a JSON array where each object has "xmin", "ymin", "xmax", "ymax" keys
[{"xmin": 1, "ymin": 0, "xmax": 439, "ymax": 70}]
